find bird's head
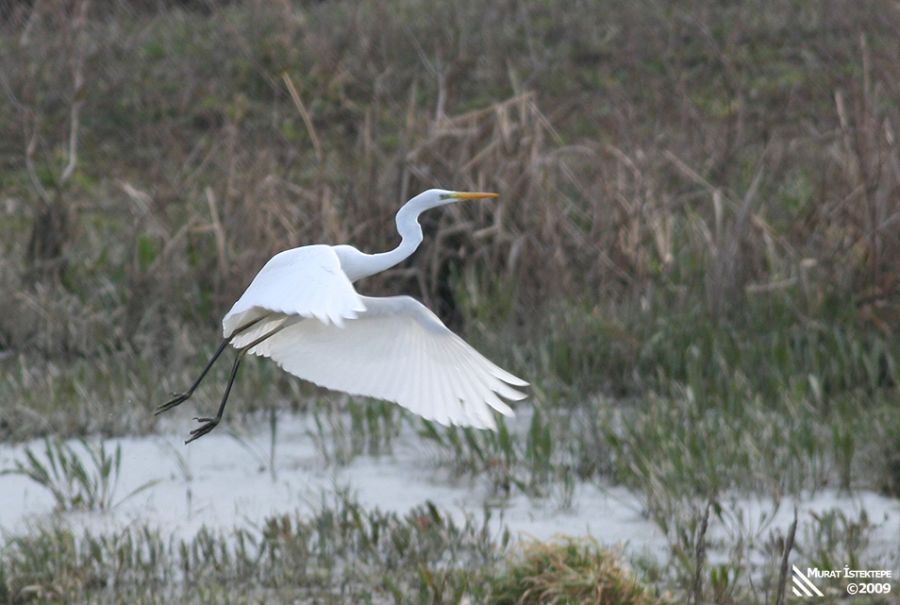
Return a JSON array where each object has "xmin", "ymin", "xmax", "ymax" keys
[{"xmin": 413, "ymin": 188, "xmax": 499, "ymax": 211}]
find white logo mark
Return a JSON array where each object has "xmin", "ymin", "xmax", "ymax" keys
[{"xmin": 793, "ymin": 565, "xmax": 825, "ymax": 598}]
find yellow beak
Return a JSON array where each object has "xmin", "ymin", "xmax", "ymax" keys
[{"xmin": 451, "ymin": 191, "xmax": 499, "ymax": 200}]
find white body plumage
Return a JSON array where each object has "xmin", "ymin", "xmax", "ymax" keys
[{"xmin": 160, "ymin": 189, "xmax": 527, "ymax": 442}]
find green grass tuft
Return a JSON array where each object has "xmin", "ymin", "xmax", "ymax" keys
[{"xmin": 0, "ymin": 437, "xmax": 158, "ymax": 512}]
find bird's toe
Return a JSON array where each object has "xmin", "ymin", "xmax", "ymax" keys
[{"xmin": 184, "ymin": 417, "xmax": 220, "ymax": 444}]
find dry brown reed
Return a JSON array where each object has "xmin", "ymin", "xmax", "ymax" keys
[{"xmin": 0, "ymin": 0, "xmax": 897, "ymax": 359}]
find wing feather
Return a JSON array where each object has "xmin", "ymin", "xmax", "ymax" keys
[
  {"xmin": 444, "ymin": 340, "xmax": 486, "ymax": 427},
  {"xmin": 247, "ymin": 295, "xmax": 527, "ymax": 428},
  {"xmin": 426, "ymin": 337, "xmax": 453, "ymax": 424}
]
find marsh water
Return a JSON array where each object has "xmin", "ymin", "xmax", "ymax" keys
[{"xmin": 2, "ymin": 412, "xmax": 897, "ymax": 570}]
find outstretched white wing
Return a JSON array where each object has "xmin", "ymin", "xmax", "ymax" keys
[
  {"xmin": 222, "ymin": 245, "xmax": 366, "ymax": 340},
  {"xmin": 246, "ymin": 296, "xmax": 527, "ymax": 429}
]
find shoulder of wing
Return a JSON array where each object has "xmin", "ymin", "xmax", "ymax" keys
[{"xmin": 262, "ymin": 244, "xmax": 342, "ymax": 272}]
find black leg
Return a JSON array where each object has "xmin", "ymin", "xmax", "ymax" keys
[
  {"xmin": 185, "ymin": 352, "xmax": 242, "ymax": 444},
  {"xmin": 155, "ymin": 338, "xmax": 231, "ymax": 415},
  {"xmin": 156, "ymin": 316, "xmax": 268, "ymax": 416},
  {"xmin": 179, "ymin": 318, "xmax": 293, "ymax": 444}
]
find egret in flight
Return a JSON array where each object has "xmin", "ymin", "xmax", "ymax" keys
[{"xmin": 157, "ymin": 189, "xmax": 528, "ymax": 443}]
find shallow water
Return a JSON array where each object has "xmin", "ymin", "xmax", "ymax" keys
[{"xmin": 1, "ymin": 413, "xmax": 897, "ymax": 569}]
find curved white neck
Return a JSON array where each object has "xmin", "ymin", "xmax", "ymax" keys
[
  {"xmin": 364, "ymin": 203, "xmax": 424, "ymax": 276},
  {"xmin": 336, "ymin": 191, "xmax": 455, "ymax": 282},
  {"xmin": 338, "ymin": 197, "xmax": 437, "ymax": 281}
]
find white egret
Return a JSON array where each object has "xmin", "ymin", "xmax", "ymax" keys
[{"xmin": 157, "ymin": 189, "xmax": 528, "ymax": 443}]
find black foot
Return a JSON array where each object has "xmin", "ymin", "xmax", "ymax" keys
[
  {"xmin": 185, "ymin": 416, "xmax": 220, "ymax": 444},
  {"xmin": 156, "ymin": 392, "xmax": 191, "ymax": 416}
]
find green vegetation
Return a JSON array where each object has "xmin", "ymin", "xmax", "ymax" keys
[
  {"xmin": 1, "ymin": 437, "xmax": 158, "ymax": 512},
  {"xmin": 0, "ymin": 495, "xmax": 505, "ymax": 604},
  {"xmin": 0, "ymin": 491, "xmax": 675, "ymax": 605},
  {"xmin": 1, "ymin": 0, "xmax": 898, "ymax": 603}
]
